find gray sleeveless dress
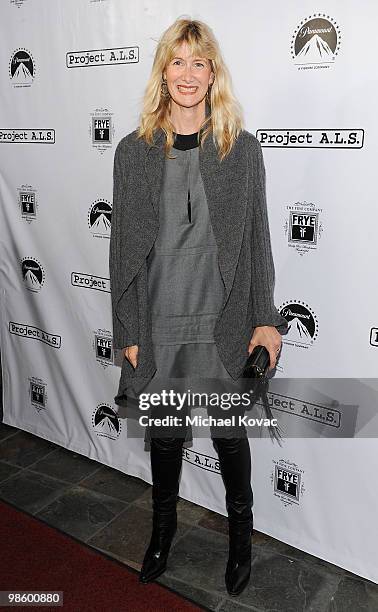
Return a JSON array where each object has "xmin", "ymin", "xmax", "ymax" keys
[{"xmin": 129, "ymin": 132, "xmax": 248, "ymax": 442}]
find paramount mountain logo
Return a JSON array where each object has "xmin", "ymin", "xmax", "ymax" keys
[
  {"xmin": 92, "ymin": 404, "xmax": 122, "ymax": 440},
  {"xmin": 88, "ymin": 199, "xmax": 112, "ymax": 237},
  {"xmin": 21, "ymin": 257, "xmax": 45, "ymax": 292},
  {"xmin": 300, "ymin": 35, "xmax": 331, "ymax": 60},
  {"xmin": 291, "ymin": 14, "xmax": 341, "ymax": 70},
  {"xmin": 9, "ymin": 48, "xmax": 35, "ymax": 87},
  {"xmin": 279, "ymin": 300, "xmax": 319, "ymax": 349},
  {"xmin": 289, "ymin": 318, "xmax": 311, "ymax": 342}
]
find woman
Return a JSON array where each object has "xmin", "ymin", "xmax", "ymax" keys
[{"xmin": 110, "ymin": 18, "xmax": 288, "ymax": 596}]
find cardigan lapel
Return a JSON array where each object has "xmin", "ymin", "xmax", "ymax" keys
[
  {"xmin": 143, "ymin": 127, "xmax": 248, "ymax": 304},
  {"xmin": 198, "ymin": 130, "xmax": 248, "ymax": 304},
  {"xmin": 144, "ymin": 129, "xmax": 165, "ymax": 220}
]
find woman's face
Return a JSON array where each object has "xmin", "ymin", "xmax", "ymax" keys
[{"xmin": 164, "ymin": 41, "xmax": 214, "ymax": 109}]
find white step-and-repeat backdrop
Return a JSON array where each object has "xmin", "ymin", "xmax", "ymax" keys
[{"xmin": 1, "ymin": 0, "xmax": 377, "ymax": 584}]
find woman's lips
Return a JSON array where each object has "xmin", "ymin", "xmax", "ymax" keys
[{"xmin": 177, "ymin": 85, "xmax": 198, "ymax": 94}]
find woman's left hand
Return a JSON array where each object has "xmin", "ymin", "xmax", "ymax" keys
[{"xmin": 248, "ymin": 325, "xmax": 282, "ymax": 371}]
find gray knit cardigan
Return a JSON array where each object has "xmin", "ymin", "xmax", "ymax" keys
[{"xmin": 109, "ymin": 127, "xmax": 288, "ymax": 402}]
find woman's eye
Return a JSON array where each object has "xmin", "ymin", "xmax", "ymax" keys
[{"xmin": 172, "ymin": 60, "xmax": 205, "ymax": 67}]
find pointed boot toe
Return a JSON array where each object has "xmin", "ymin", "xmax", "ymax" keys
[
  {"xmin": 140, "ymin": 437, "xmax": 184, "ymax": 584},
  {"xmin": 139, "ymin": 518, "xmax": 177, "ymax": 584},
  {"xmin": 139, "ymin": 546, "xmax": 169, "ymax": 583},
  {"xmin": 225, "ymin": 557, "xmax": 251, "ymax": 596},
  {"xmin": 224, "ymin": 519, "xmax": 253, "ymax": 596}
]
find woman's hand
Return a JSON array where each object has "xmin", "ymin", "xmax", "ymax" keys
[
  {"xmin": 123, "ymin": 345, "xmax": 139, "ymax": 370},
  {"xmin": 247, "ymin": 326, "xmax": 282, "ymax": 371}
]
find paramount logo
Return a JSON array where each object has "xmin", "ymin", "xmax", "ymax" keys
[
  {"xmin": 291, "ymin": 14, "xmax": 341, "ymax": 69},
  {"xmin": 279, "ymin": 300, "xmax": 319, "ymax": 349}
]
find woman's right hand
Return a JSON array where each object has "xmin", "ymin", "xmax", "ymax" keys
[{"xmin": 123, "ymin": 345, "xmax": 139, "ymax": 369}]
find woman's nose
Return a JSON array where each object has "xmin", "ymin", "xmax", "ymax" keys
[{"xmin": 182, "ymin": 64, "xmax": 194, "ymax": 80}]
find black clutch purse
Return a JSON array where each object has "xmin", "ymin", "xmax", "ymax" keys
[
  {"xmin": 241, "ymin": 345, "xmax": 284, "ymax": 445},
  {"xmin": 242, "ymin": 345, "xmax": 270, "ymax": 378}
]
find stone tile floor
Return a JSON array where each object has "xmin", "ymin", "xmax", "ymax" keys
[{"xmin": 0, "ymin": 422, "xmax": 377, "ymax": 611}]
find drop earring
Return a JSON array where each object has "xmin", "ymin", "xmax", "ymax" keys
[
  {"xmin": 206, "ymin": 81, "xmax": 213, "ymax": 105},
  {"xmin": 161, "ymin": 78, "xmax": 170, "ymax": 98}
]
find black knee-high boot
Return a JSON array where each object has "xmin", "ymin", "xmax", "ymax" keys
[
  {"xmin": 139, "ymin": 437, "xmax": 184, "ymax": 584},
  {"xmin": 213, "ymin": 436, "xmax": 253, "ymax": 596}
]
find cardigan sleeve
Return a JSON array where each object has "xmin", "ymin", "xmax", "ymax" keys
[
  {"xmin": 109, "ymin": 139, "xmax": 139, "ymax": 349},
  {"xmin": 249, "ymin": 138, "xmax": 288, "ymax": 334}
]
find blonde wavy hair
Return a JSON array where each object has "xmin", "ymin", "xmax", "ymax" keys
[{"xmin": 137, "ymin": 18, "xmax": 244, "ymax": 160}]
